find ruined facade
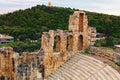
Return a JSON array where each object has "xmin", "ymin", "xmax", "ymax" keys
[
  {"xmin": 0, "ymin": 48, "xmax": 45, "ymax": 80},
  {"xmin": 42, "ymin": 11, "xmax": 96, "ymax": 77},
  {"xmin": 0, "ymin": 11, "xmax": 96, "ymax": 80}
]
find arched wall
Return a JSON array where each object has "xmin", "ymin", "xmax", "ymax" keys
[{"xmin": 54, "ymin": 35, "xmax": 61, "ymax": 52}]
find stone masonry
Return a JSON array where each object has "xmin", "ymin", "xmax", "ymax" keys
[
  {"xmin": 0, "ymin": 48, "xmax": 44, "ymax": 80},
  {"xmin": 41, "ymin": 11, "xmax": 96, "ymax": 78},
  {"xmin": 89, "ymin": 46, "xmax": 120, "ymax": 65},
  {"xmin": 0, "ymin": 47, "xmax": 16, "ymax": 80},
  {"xmin": 0, "ymin": 11, "xmax": 96, "ymax": 80}
]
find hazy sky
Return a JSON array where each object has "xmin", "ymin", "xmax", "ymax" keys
[{"xmin": 0, "ymin": 0, "xmax": 120, "ymax": 16}]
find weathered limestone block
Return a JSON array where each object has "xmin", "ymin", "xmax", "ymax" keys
[
  {"xmin": 16, "ymin": 52, "xmax": 42, "ymax": 80},
  {"xmin": 88, "ymin": 27, "xmax": 96, "ymax": 46},
  {"xmin": 115, "ymin": 53, "xmax": 120, "ymax": 64},
  {"xmin": 0, "ymin": 47, "xmax": 16, "ymax": 80}
]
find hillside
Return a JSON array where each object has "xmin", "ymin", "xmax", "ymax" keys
[{"xmin": 0, "ymin": 5, "xmax": 120, "ymax": 52}]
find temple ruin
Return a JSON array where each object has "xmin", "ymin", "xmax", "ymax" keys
[{"xmin": 0, "ymin": 11, "xmax": 120, "ymax": 80}]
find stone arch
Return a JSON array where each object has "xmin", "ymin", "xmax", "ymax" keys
[
  {"xmin": 54, "ymin": 35, "xmax": 61, "ymax": 52},
  {"xmin": 78, "ymin": 35, "xmax": 83, "ymax": 51},
  {"xmin": 67, "ymin": 35, "xmax": 74, "ymax": 51},
  {"xmin": 79, "ymin": 13, "xmax": 84, "ymax": 32}
]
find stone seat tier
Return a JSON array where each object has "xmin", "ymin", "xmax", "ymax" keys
[{"xmin": 46, "ymin": 53, "xmax": 120, "ymax": 80}]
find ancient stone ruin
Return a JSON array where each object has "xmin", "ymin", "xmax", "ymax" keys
[
  {"xmin": 0, "ymin": 47, "xmax": 15, "ymax": 80},
  {"xmin": 41, "ymin": 11, "xmax": 96, "ymax": 77},
  {"xmin": 3, "ymin": 11, "xmax": 120, "ymax": 80},
  {"xmin": 0, "ymin": 47, "xmax": 46, "ymax": 80}
]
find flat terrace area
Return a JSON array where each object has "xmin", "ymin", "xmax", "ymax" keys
[{"xmin": 46, "ymin": 53, "xmax": 120, "ymax": 80}]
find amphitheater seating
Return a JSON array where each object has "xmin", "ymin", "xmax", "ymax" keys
[{"xmin": 46, "ymin": 53, "xmax": 120, "ymax": 80}]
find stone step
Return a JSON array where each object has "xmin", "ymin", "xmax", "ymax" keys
[
  {"xmin": 63, "ymin": 65, "xmax": 86, "ymax": 79},
  {"xmin": 100, "ymin": 68, "xmax": 113, "ymax": 80},
  {"xmin": 78, "ymin": 53, "xmax": 105, "ymax": 67},
  {"xmin": 50, "ymin": 72, "xmax": 65, "ymax": 80},
  {"xmin": 46, "ymin": 53, "xmax": 120, "ymax": 80},
  {"xmin": 104, "ymin": 66, "xmax": 119, "ymax": 80},
  {"xmin": 102, "ymin": 67, "xmax": 115, "ymax": 80},
  {"xmin": 55, "ymin": 71, "xmax": 71, "ymax": 80},
  {"xmin": 58, "ymin": 66, "xmax": 82, "ymax": 80},
  {"xmin": 77, "ymin": 58, "xmax": 104, "ymax": 71}
]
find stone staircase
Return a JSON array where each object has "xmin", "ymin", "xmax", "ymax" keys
[{"xmin": 45, "ymin": 53, "xmax": 120, "ymax": 80}]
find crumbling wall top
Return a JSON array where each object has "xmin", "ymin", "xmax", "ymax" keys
[{"xmin": 73, "ymin": 11, "xmax": 85, "ymax": 15}]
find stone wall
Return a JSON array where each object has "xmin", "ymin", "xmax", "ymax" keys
[
  {"xmin": 0, "ymin": 47, "xmax": 44, "ymax": 80},
  {"xmin": 89, "ymin": 46, "xmax": 116, "ymax": 60},
  {"xmin": 16, "ymin": 53, "xmax": 39, "ymax": 80},
  {"xmin": 115, "ymin": 48, "xmax": 120, "ymax": 53},
  {"xmin": 88, "ymin": 27, "xmax": 96, "ymax": 46},
  {"xmin": 0, "ymin": 47, "xmax": 16, "ymax": 80},
  {"xmin": 88, "ymin": 46, "xmax": 120, "ymax": 64},
  {"xmin": 42, "ymin": 11, "xmax": 96, "ymax": 78}
]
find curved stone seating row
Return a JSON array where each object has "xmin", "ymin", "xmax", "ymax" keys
[{"xmin": 46, "ymin": 53, "xmax": 120, "ymax": 80}]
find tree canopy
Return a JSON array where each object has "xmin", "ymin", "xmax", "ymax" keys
[{"xmin": 0, "ymin": 5, "xmax": 120, "ymax": 52}]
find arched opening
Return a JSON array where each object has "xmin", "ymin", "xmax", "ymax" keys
[
  {"xmin": 12, "ymin": 58, "xmax": 15, "ymax": 72},
  {"xmin": 67, "ymin": 35, "xmax": 73, "ymax": 51},
  {"xmin": 78, "ymin": 35, "xmax": 83, "ymax": 51},
  {"xmin": 79, "ymin": 13, "xmax": 84, "ymax": 32},
  {"xmin": 54, "ymin": 36, "xmax": 61, "ymax": 52}
]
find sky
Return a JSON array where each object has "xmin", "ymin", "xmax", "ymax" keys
[{"xmin": 0, "ymin": 0, "xmax": 120, "ymax": 16}]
